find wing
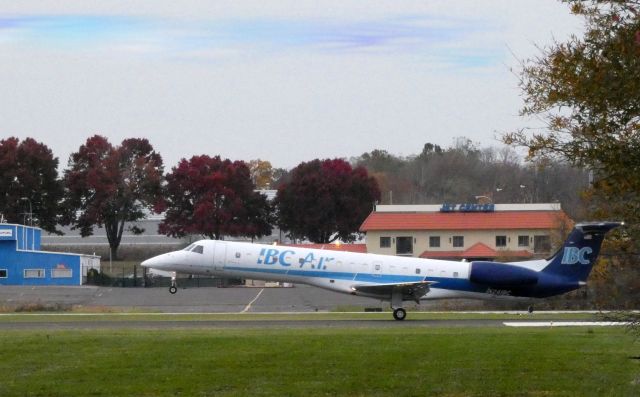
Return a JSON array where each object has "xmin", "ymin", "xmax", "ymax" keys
[{"xmin": 352, "ymin": 281, "xmax": 435, "ymax": 304}]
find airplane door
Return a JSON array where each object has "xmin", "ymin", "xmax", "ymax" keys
[{"xmin": 213, "ymin": 242, "xmax": 227, "ymax": 271}]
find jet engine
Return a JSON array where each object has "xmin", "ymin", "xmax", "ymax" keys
[{"xmin": 469, "ymin": 261, "xmax": 538, "ymax": 288}]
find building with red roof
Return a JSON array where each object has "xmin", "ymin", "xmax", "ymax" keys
[{"xmin": 359, "ymin": 203, "xmax": 572, "ymax": 261}]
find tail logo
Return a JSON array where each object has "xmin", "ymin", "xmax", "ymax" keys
[{"xmin": 561, "ymin": 247, "xmax": 593, "ymax": 265}]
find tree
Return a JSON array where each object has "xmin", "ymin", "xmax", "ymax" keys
[
  {"xmin": 275, "ymin": 158, "xmax": 380, "ymax": 243},
  {"xmin": 503, "ymin": 0, "xmax": 640, "ymax": 230},
  {"xmin": 159, "ymin": 155, "xmax": 272, "ymax": 240},
  {"xmin": 248, "ymin": 159, "xmax": 274, "ymax": 189},
  {"xmin": 63, "ymin": 135, "xmax": 164, "ymax": 259},
  {"xmin": 503, "ymin": 1, "xmax": 640, "ymax": 308},
  {"xmin": 0, "ymin": 137, "xmax": 64, "ymax": 233}
]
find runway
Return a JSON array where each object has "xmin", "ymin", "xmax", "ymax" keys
[{"xmin": 0, "ymin": 284, "xmax": 619, "ymax": 330}]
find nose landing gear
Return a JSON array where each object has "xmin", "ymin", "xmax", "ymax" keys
[{"xmin": 169, "ymin": 272, "xmax": 177, "ymax": 294}]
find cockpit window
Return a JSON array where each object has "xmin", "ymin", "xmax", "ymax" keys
[
  {"xmin": 191, "ymin": 245, "xmax": 204, "ymax": 254},
  {"xmin": 182, "ymin": 244, "xmax": 196, "ymax": 251}
]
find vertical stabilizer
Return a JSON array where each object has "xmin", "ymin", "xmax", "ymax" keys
[{"xmin": 542, "ymin": 222, "xmax": 622, "ymax": 282}]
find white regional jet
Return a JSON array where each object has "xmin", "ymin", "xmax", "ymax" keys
[{"xmin": 141, "ymin": 222, "xmax": 621, "ymax": 320}]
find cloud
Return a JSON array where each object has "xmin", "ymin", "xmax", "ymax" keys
[{"xmin": 0, "ymin": 14, "xmax": 503, "ymax": 68}]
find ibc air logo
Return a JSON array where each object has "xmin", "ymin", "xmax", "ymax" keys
[{"xmin": 561, "ymin": 247, "xmax": 593, "ymax": 265}]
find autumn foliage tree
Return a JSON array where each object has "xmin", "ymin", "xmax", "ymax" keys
[
  {"xmin": 503, "ymin": 0, "xmax": 640, "ymax": 228},
  {"xmin": 503, "ymin": 1, "xmax": 640, "ymax": 308},
  {"xmin": 159, "ymin": 155, "xmax": 273, "ymax": 240},
  {"xmin": 0, "ymin": 137, "xmax": 64, "ymax": 233},
  {"xmin": 275, "ymin": 158, "xmax": 380, "ymax": 243},
  {"xmin": 248, "ymin": 159, "xmax": 274, "ymax": 189},
  {"xmin": 63, "ymin": 135, "xmax": 164, "ymax": 259}
]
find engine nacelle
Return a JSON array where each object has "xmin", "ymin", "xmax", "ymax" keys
[{"xmin": 469, "ymin": 261, "xmax": 538, "ymax": 288}]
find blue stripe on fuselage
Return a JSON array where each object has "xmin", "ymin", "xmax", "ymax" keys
[{"xmin": 222, "ymin": 266, "xmax": 481, "ymax": 292}]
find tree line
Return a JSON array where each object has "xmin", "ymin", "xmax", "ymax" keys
[
  {"xmin": 0, "ymin": 135, "xmax": 381, "ymax": 259},
  {"xmin": 1, "ymin": 134, "xmax": 590, "ymax": 259}
]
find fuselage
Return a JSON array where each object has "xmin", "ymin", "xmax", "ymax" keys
[
  {"xmin": 142, "ymin": 240, "xmax": 545, "ymax": 301},
  {"xmin": 141, "ymin": 222, "xmax": 622, "ymax": 320}
]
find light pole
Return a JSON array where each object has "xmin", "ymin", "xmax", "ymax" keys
[
  {"xmin": 20, "ymin": 197, "xmax": 33, "ymax": 250},
  {"xmin": 519, "ymin": 184, "xmax": 529, "ymax": 203},
  {"xmin": 20, "ymin": 197, "xmax": 32, "ymax": 226}
]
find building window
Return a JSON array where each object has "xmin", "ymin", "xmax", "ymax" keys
[
  {"xmin": 496, "ymin": 236, "xmax": 507, "ymax": 247},
  {"xmin": 429, "ymin": 236, "xmax": 440, "ymax": 248},
  {"xmin": 452, "ymin": 236, "xmax": 464, "ymax": 248},
  {"xmin": 380, "ymin": 237, "xmax": 391, "ymax": 248},
  {"xmin": 534, "ymin": 236, "xmax": 551, "ymax": 254},
  {"xmin": 0, "ymin": 269, "xmax": 7, "ymax": 278},
  {"xmin": 24, "ymin": 269, "xmax": 45, "ymax": 278},
  {"xmin": 396, "ymin": 236, "xmax": 413, "ymax": 255},
  {"xmin": 52, "ymin": 269, "xmax": 72, "ymax": 278},
  {"xmin": 518, "ymin": 235, "xmax": 530, "ymax": 247}
]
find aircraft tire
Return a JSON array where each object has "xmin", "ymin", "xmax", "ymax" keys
[
  {"xmin": 169, "ymin": 286, "xmax": 177, "ymax": 294},
  {"xmin": 528, "ymin": 305, "xmax": 534, "ymax": 314},
  {"xmin": 393, "ymin": 308, "xmax": 406, "ymax": 321}
]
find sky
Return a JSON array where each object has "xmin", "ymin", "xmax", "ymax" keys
[{"xmin": 0, "ymin": 0, "xmax": 583, "ymax": 170}]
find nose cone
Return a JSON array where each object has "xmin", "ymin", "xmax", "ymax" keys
[{"xmin": 141, "ymin": 253, "xmax": 172, "ymax": 269}]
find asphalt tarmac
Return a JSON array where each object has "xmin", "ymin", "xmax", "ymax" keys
[
  {"xmin": 0, "ymin": 284, "xmax": 385, "ymax": 313},
  {"xmin": 0, "ymin": 285, "xmax": 611, "ymax": 329}
]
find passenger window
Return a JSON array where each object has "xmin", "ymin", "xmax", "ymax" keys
[
  {"xmin": 191, "ymin": 245, "xmax": 204, "ymax": 254},
  {"xmin": 235, "ymin": 252, "xmax": 241, "ymax": 258},
  {"xmin": 453, "ymin": 272, "xmax": 459, "ymax": 278},
  {"xmin": 415, "ymin": 268, "xmax": 421, "ymax": 274}
]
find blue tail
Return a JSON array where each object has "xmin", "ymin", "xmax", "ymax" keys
[
  {"xmin": 470, "ymin": 221, "xmax": 622, "ymax": 298},
  {"xmin": 542, "ymin": 221, "xmax": 622, "ymax": 282}
]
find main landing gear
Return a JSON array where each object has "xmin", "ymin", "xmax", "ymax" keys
[
  {"xmin": 391, "ymin": 289, "xmax": 407, "ymax": 321},
  {"xmin": 169, "ymin": 272, "xmax": 177, "ymax": 294},
  {"xmin": 393, "ymin": 308, "xmax": 407, "ymax": 321}
]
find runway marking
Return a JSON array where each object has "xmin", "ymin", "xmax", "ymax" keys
[
  {"xmin": 241, "ymin": 288, "xmax": 265, "ymax": 313},
  {"xmin": 503, "ymin": 321, "xmax": 629, "ymax": 327}
]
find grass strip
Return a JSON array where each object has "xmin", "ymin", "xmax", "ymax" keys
[{"xmin": 1, "ymin": 327, "xmax": 638, "ymax": 396}]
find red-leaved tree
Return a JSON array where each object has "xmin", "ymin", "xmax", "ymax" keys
[
  {"xmin": 0, "ymin": 137, "xmax": 64, "ymax": 233},
  {"xmin": 63, "ymin": 135, "xmax": 164, "ymax": 259},
  {"xmin": 159, "ymin": 155, "xmax": 273, "ymax": 240},
  {"xmin": 275, "ymin": 158, "xmax": 380, "ymax": 243}
]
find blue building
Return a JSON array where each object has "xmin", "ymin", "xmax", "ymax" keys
[{"xmin": 0, "ymin": 223, "xmax": 100, "ymax": 286}]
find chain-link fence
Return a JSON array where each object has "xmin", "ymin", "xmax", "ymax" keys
[{"xmin": 84, "ymin": 265, "xmax": 243, "ymax": 288}]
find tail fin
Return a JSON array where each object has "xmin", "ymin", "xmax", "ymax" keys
[{"xmin": 542, "ymin": 221, "xmax": 622, "ymax": 282}]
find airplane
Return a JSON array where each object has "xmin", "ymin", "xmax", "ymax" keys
[{"xmin": 141, "ymin": 221, "xmax": 622, "ymax": 320}]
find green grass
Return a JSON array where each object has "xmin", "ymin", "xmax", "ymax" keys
[{"xmin": 1, "ymin": 326, "xmax": 638, "ymax": 396}]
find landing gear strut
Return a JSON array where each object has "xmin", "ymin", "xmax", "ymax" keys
[
  {"xmin": 391, "ymin": 289, "xmax": 407, "ymax": 320},
  {"xmin": 393, "ymin": 308, "xmax": 407, "ymax": 321},
  {"xmin": 169, "ymin": 272, "xmax": 177, "ymax": 294}
]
